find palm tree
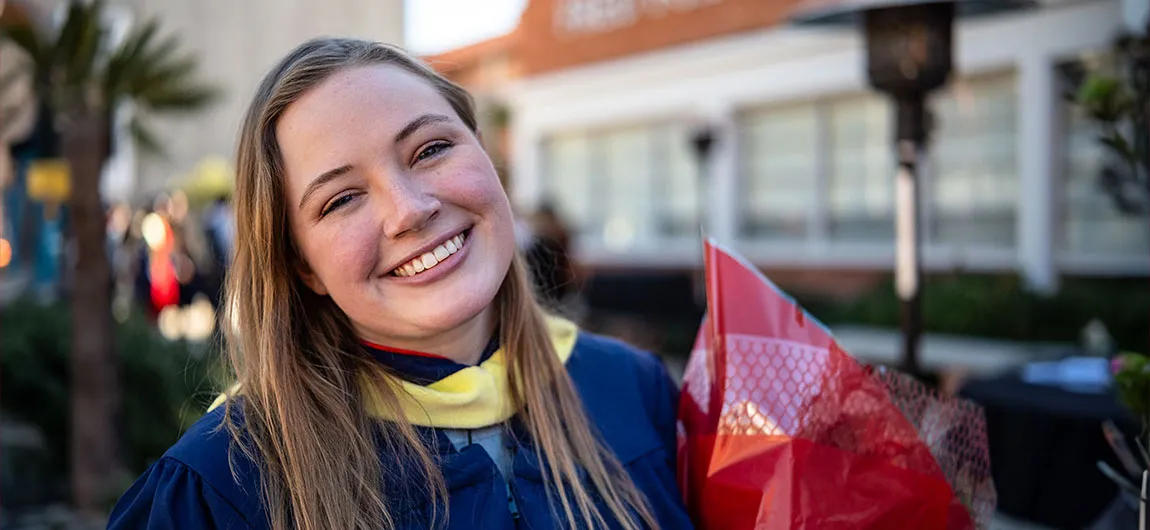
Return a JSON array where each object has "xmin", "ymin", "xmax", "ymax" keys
[{"xmin": 1, "ymin": 0, "xmax": 215, "ymax": 514}]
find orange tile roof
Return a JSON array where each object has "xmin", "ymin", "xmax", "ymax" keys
[{"xmin": 422, "ymin": 30, "xmax": 519, "ymax": 75}]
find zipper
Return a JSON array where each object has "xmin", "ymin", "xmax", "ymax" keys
[{"xmin": 507, "ymin": 438, "xmax": 521, "ymax": 522}]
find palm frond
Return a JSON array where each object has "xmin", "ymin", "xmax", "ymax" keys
[
  {"xmin": 131, "ymin": 54, "xmax": 218, "ymax": 108},
  {"xmin": 104, "ymin": 18, "xmax": 161, "ymax": 99},
  {"xmin": 141, "ymin": 32, "xmax": 182, "ymax": 68},
  {"xmin": 64, "ymin": 8, "xmax": 108, "ymax": 88},
  {"xmin": 51, "ymin": 0, "xmax": 96, "ymax": 67},
  {"xmin": 129, "ymin": 34, "xmax": 181, "ymax": 85},
  {"xmin": 105, "ymin": 18, "xmax": 216, "ymax": 113},
  {"xmin": 133, "ymin": 54, "xmax": 198, "ymax": 91},
  {"xmin": 128, "ymin": 116, "xmax": 165, "ymax": 157},
  {"xmin": 137, "ymin": 84, "xmax": 218, "ymax": 112}
]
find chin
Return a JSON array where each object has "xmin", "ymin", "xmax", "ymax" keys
[
  {"xmin": 412, "ymin": 289, "xmax": 497, "ymax": 334},
  {"xmin": 385, "ymin": 267, "xmax": 506, "ymax": 338}
]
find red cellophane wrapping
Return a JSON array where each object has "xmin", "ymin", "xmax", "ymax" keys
[{"xmin": 677, "ymin": 240, "xmax": 995, "ymax": 529}]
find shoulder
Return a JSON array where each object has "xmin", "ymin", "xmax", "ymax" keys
[
  {"xmin": 172, "ymin": 404, "xmax": 264, "ymax": 506},
  {"xmin": 565, "ymin": 331, "xmax": 679, "ymax": 461},
  {"xmin": 566, "ymin": 331, "xmax": 671, "ymax": 389},
  {"xmin": 109, "ymin": 403, "xmax": 265, "ymax": 528}
]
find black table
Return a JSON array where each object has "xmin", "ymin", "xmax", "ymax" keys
[{"xmin": 960, "ymin": 374, "xmax": 1140, "ymax": 529}]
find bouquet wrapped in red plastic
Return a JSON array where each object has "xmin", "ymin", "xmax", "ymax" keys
[{"xmin": 677, "ymin": 240, "xmax": 995, "ymax": 529}]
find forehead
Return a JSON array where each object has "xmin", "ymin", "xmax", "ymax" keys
[{"xmin": 276, "ymin": 64, "xmax": 454, "ymax": 148}]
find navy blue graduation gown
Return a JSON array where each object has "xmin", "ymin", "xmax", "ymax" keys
[{"xmin": 107, "ymin": 332, "xmax": 694, "ymax": 529}]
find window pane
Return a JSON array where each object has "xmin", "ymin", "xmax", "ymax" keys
[
  {"xmin": 600, "ymin": 126, "xmax": 655, "ymax": 250},
  {"xmin": 542, "ymin": 133, "xmax": 594, "ymax": 234},
  {"xmin": 928, "ymin": 73, "xmax": 1019, "ymax": 248},
  {"xmin": 1061, "ymin": 103, "xmax": 1150, "ymax": 255},
  {"xmin": 827, "ymin": 93, "xmax": 893, "ymax": 241},
  {"xmin": 652, "ymin": 124, "xmax": 700, "ymax": 238},
  {"xmin": 739, "ymin": 103, "xmax": 817, "ymax": 239},
  {"xmin": 543, "ymin": 122, "xmax": 703, "ymax": 250}
]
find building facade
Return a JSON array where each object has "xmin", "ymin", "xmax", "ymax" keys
[{"xmin": 488, "ymin": 0, "xmax": 1146, "ymax": 294}]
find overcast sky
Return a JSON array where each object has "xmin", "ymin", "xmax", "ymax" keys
[{"xmin": 405, "ymin": 0, "xmax": 527, "ymax": 55}]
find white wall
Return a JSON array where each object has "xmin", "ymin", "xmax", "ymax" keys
[{"xmin": 507, "ymin": 0, "xmax": 1137, "ymax": 286}]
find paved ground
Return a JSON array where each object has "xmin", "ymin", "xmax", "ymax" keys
[{"xmin": 992, "ymin": 513, "xmax": 1053, "ymax": 530}]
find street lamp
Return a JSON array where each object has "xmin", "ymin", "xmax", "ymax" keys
[
  {"xmin": 789, "ymin": 0, "xmax": 1033, "ymax": 378},
  {"xmin": 690, "ymin": 124, "xmax": 718, "ymax": 305},
  {"xmin": 690, "ymin": 125, "xmax": 717, "ymax": 234}
]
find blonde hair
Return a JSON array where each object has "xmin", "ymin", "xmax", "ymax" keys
[{"xmin": 223, "ymin": 38, "xmax": 658, "ymax": 530}]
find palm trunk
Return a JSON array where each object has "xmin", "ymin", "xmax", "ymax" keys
[{"xmin": 60, "ymin": 109, "xmax": 119, "ymax": 515}]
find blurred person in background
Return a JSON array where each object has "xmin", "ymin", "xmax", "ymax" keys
[
  {"xmin": 142, "ymin": 197, "xmax": 180, "ymax": 316},
  {"xmin": 524, "ymin": 199, "xmax": 582, "ymax": 314},
  {"xmin": 202, "ymin": 194, "xmax": 235, "ymax": 307},
  {"xmin": 202, "ymin": 194, "xmax": 235, "ymax": 273},
  {"xmin": 108, "ymin": 38, "xmax": 691, "ymax": 530}
]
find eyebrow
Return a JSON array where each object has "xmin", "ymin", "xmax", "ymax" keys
[
  {"xmin": 299, "ymin": 164, "xmax": 353, "ymax": 211},
  {"xmin": 395, "ymin": 113, "xmax": 452, "ymax": 144}
]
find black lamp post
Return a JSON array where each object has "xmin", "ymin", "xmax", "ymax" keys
[
  {"xmin": 789, "ymin": 0, "xmax": 1033, "ymax": 378},
  {"xmin": 690, "ymin": 125, "xmax": 717, "ymax": 305}
]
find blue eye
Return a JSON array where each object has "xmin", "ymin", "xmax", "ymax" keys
[
  {"xmin": 321, "ymin": 193, "xmax": 356, "ymax": 217},
  {"xmin": 415, "ymin": 141, "xmax": 452, "ymax": 163}
]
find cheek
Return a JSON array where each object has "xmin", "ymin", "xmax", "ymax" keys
[
  {"xmin": 299, "ymin": 217, "xmax": 380, "ymax": 284},
  {"xmin": 441, "ymin": 156, "xmax": 511, "ymax": 222}
]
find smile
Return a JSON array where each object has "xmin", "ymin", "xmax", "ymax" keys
[{"xmin": 391, "ymin": 230, "xmax": 468, "ymax": 277}]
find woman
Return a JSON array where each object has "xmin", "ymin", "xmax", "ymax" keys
[{"xmin": 109, "ymin": 38, "xmax": 692, "ymax": 530}]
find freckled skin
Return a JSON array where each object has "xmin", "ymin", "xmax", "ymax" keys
[{"xmin": 277, "ymin": 65, "xmax": 515, "ymax": 362}]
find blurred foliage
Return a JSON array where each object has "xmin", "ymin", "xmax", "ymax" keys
[
  {"xmin": 797, "ymin": 275, "xmax": 1149, "ymax": 354},
  {"xmin": 1111, "ymin": 352, "xmax": 1150, "ymax": 421},
  {"xmin": 652, "ymin": 275, "xmax": 1148, "ymax": 360},
  {"xmin": 0, "ymin": 299, "xmax": 223, "ymax": 483},
  {"xmin": 1061, "ymin": 28, "xmax": 1150, "ymax": 215}
]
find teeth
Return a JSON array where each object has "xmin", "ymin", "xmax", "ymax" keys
[{"xmin": 392, "ymin": 231, "xmax": 467, "ymax": 277}]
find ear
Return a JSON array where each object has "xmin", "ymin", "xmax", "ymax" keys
[{"xmin": 295, "ymin": 257, "xmax": 328, "ymax": 296}]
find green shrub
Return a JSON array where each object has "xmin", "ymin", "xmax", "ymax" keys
[
  {"xmin": 0, "ymin": 299, "xmax": 224, "ymax": 487},
  {"xmin": 802, "ymin": 275, "xmax": 1149, "ymax": 353}
]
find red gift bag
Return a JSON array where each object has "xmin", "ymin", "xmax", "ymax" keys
[{"xmin": 677, "ymin": 240, "xmax": 995, "ymax": 529}]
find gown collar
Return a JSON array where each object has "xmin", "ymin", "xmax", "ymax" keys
[{"xmin": 360, "ymin": 333, "xmax": 501, "ymax": 386}]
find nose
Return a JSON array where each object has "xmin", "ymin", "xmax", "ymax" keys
[{"xmin": 381, "ymin": 178, "xmax": 440, "ymax": 239}]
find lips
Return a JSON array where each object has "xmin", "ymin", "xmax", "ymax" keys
[{"xmin": 391, "ymin": 230, "xmax": 467, "ymax": 277}]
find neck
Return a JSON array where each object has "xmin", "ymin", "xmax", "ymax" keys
[{"xmin": 357, "ymin": 306, "xmax": 496, "ymax": 366}]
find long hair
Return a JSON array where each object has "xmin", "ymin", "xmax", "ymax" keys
[{"xmin": 223, "ymin": 38, "xmax": 658, "ymax": 530}]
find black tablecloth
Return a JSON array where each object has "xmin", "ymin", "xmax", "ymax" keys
[{"xmin": 960, "ymin": 374, "xmax": 1140, "ymax": 529}]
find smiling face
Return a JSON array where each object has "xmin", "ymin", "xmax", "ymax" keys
[{"xmin": 277, "ymin": 64, "xmax": 515, "ymax": 358}]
